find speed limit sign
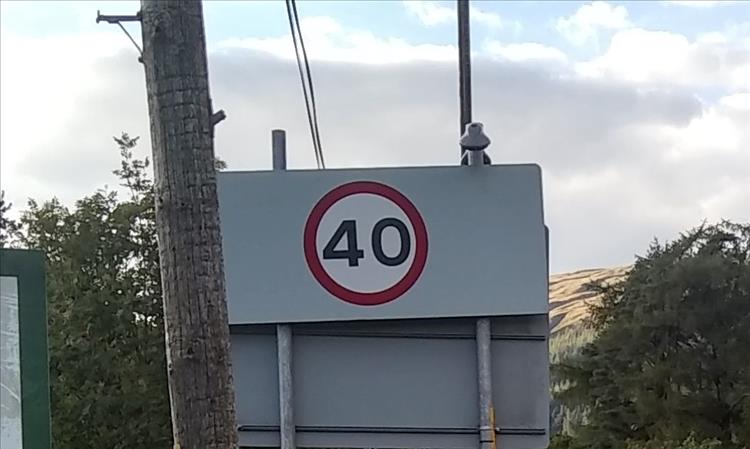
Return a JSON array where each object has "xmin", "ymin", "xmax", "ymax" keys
[
  {"xmin": 220, "ymin": 164, "xmax": 547, "ymax": 324},
  {"xmin": 303, "ymin": 181, "xmax": 429, "ymax": 306}
]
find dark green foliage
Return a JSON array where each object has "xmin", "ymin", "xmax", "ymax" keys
[
  {"xmin": 555, "ymin": 222, "xmax": 750, "ymax": 449},
  {"xmin": 1, "ymin": 190, "xmax": 20, "ymax": 246},
  {"xmin": 214, "ymin": 157, "xmax": 228, "ymax": 171},
  {"xmin": 624, "ymin": 434, "xmax": 723, "ymax": 449},
  {"xmin": 18, "ymin": 134, "xmax": 172, "ymax": 449},
  {"xmin": 550, "ymin": 325, "xmax": 597, "ymax": 365},
  {"xmin": 550, "ymin": 434, "xmax": 576, "ymax": 449},
  {"xmin": 550, "ymin": 325, "xmax": 597, "ymax": 433}
]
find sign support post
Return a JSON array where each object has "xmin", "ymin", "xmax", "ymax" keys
[
  {"xmin": 273, "ymin": 129, "xmax": 296, "ymax": 449},
  {"xmin": 461, "ymin": 122, "xmax": 497, "ymax": 449},
  {"xmin": 458, "ymin": 0, "xmax": 496, "ymax": 442},
  {"xmin": 477, "ymin": 317, "xmax": 495, "ymax": 449}
]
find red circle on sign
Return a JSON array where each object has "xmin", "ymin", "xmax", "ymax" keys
[{"xmin": 303, "ymin": 181, "xmax": 429, "ymax": 306}]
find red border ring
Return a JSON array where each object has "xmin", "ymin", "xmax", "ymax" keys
[{"xmin": 303, "ymin": 181, "xmax": 429, "ymax": 306}]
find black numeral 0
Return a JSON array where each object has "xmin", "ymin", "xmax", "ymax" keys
[
  {"xmin": 372, "ymin": 218, "xmax": 410, "ymax": 266},
  {"xmin": 322, "ymin": 218, "xmax": 411, "ymax": 267}
]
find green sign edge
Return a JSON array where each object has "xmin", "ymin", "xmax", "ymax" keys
[{"xmin": 1, "ymin": 248, "xmax": 52, "ymax": 449}]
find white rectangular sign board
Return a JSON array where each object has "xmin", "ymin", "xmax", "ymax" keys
[
  {"xmin": 219, "ymin": 164, "xmax": 547, "ymax": 325},
  {"xmin": 1, "ymin": 277, "xmax": 22, "ymax": 449}
]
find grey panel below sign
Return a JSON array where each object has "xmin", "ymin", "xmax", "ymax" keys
[
  {"xmin": 294, "ymin": 335, "xmax": 479, "ymax": 429},
  {"xmin": 492, "ymin": 339, "xmax": 550, "ymax": 430},
  {"xmin": 231, "ymin": 334, "xmax": 279, "ymax": 426},
  {"xmin": 232, "ymin": 315, "xmax": 549, "ymax": 449}
]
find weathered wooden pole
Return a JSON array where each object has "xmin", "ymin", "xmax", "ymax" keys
[{"xmin": 139, "ymin": 1, "xmax": 238, "ymax": 448}]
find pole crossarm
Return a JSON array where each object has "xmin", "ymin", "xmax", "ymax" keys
[{"xmin": 96, "ymin": 11, "xmax": 143, "ymax": 58}]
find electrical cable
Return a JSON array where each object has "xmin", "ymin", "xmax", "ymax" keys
[
  {"xmin": 285, "ymin": 0, "xmax": 325, "ymax": 169},
  {"xmin": 291, "ymin": 0, "xmax": 325, "ymax": 169}
]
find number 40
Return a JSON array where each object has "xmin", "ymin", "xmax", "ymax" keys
[{"xmin": 323, "ymin": 218, "xmax": 411, "ymax": 267}]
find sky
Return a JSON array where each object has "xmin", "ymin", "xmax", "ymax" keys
[{"xmin": 0, "ymin": 0, "xmax": 748, "ymax": 274}]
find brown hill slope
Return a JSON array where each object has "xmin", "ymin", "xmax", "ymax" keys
[
  {"xmin": 549, "ymin": 266, "xmax": 630, "ymax": 336},
  {"xmin": 548, "ymin": 266, "xmax": 631, "ymax": 433}
]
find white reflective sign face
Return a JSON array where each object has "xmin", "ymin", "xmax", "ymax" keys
[
  {"xmin": 316, "ymin": 194, "xmax": 417, "ymax": 293},
  {"xmin": 1, "ymin": 276, "xmax": 22, "ymax": 449},
  {"xmin": 304, "ymin": 181, "xmax": 428, "ymax": 306}
]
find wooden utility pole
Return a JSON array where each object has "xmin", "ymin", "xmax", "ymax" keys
[{"xmin": 139, "ymin": 2, "xmax": 238, "ymax": 448}]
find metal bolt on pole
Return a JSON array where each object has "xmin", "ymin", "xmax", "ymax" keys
[
  {"xmin": 468, "ymin": 147, "xmax": 484, "ymax": 166},
  {"xmin": 273, "ymin": 129, "xmax": 296, "ymax": 449},
  {"xmin": 273, "ymin": 129, "xmax": 287, "ymax": 171}
]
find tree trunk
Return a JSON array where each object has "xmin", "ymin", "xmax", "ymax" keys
[{"xmin": 139, "ymin": 2, "xmax": 238, "ymax": 448}]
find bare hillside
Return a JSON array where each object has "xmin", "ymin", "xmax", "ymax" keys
[{"xmin": 549, "ymin": 266, "xmax": 630, "ymax": 336}]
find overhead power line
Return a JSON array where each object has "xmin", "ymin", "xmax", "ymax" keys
[{"xmin": 286, "ymin": 0, "xmax": 325, "ymax": 169}]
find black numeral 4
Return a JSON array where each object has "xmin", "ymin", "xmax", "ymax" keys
[{"xmin": 323, "ymin": 220, "xmax": 365, "ymax": 267}]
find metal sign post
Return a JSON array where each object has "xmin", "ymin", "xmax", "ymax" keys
[
  {"xmin": 272, "ymin": 129, "xmax": 296, "ymax": 449},
  {"xmin": 458, "ymin": 0, "xmax": 498, "ymax": 441},
  {"xmin": 461, "ymin": 122, "xmax": 497, "ymax": 449}
]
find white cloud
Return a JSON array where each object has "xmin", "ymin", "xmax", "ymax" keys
[
  {"xmin": 556, "ymin": 1, "xmax": 631, "ymax": 46},
  {"xmin": 484, "ymin": 41, "xmax": 568, "ymax": 65},
  {"xmin": 665, "ymin": 1, "xmax": 736, "ymax": 7},
  {"xmin": 0, "ymin": 31, "xmax": 139, "ymax": 209},
  {"xmin": 403, "ymin": 1, "xmax": 455, "ymax": 26},
  {"xmin": 665, "ymin": 97, "xmax": 747, "ymax": 160},
  {"xmin": 720, "ymin": 92, "xmax": 750, "ymax": 110},
  {"xmin": 217, "ymin": 16, "xmax": 456, "ymax": 64},
  {"xmin": 697, "ymin": 178, "xmax": 750, "ymax": 222},
  {"xmin": 577, "ymin": 27, "xmax": 750, "ymax": 89},
  {"xmin": 403, "ymin": 1, "xmax": 505, "ymax": 29},
  {"xmin": 577, "ymin": 29, "xmax": 689, "ymax": 81},
  {"xmin": 219, "ymin": 15, "xmax": 549, "ymax": 68},
  {"xmin": 471, "ymin": 6, "xmax": 504, "ymax": 29},
  {"xmin": 697, "ymin": 31, "xmax": 730, "ymax": 44}
]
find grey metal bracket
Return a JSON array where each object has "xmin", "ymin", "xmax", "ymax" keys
[{"xmin": 95, "ymin": 11, "xmax": 143, "ymax": 61}]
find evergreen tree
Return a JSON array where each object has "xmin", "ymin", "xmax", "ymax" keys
[
  {"xmin": 18, "ymin": 134, "xmax": 172, "ymax": 449},
  {"xmin": 555, "ymin": 222, "xmax": 750, "ymax": 448},
  {"xmin": 1, "ymin": 191, "xmax": 20, "ymax": 246}
]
